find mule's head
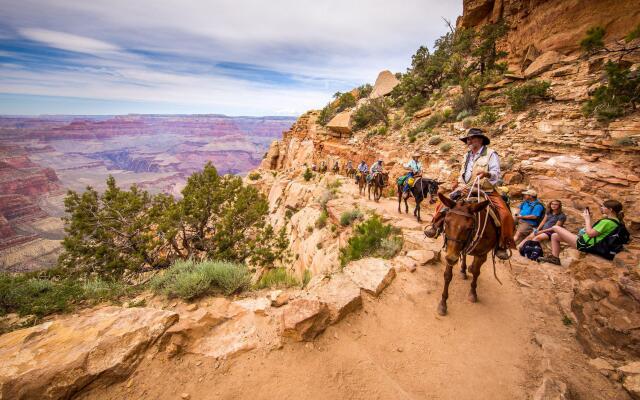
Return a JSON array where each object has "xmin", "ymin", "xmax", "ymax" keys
[
  {"xmin": 438, "ymin": 192, "xmax": 490, "ymax": 265},
  {"xmin": 381, "ymin": 172, "xmax": 389, "ymax": 186},
  {"xmin": 428, "ymin": 180, "xmax": 442, "ymax": 204}
]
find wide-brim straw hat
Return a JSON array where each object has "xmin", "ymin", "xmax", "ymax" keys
[{"xmin": 459, "ymin": 128, "xmax": 490, "ymax": 146}]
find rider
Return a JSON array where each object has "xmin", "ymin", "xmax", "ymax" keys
[
  {"xmin": 424, "ymin": 128, "xmax": 515, "ymax": 260},
  {"xmin": 333, "ymin": 160, "xmax": 340, "ymax": 172},
  {"xmin": 356, "ymin": 160, "xmax": 368, "ymax": 182},
  {"xmin": 346, "ymin": 160, "xmax": 353, "ymax": 171},
  {"xmin": 402, "ymin": 153, "xmax": 422, "ymax": 193},
  {"xmin": 369, "ymin": 159, "xmax": 384, "ymax": 183}
]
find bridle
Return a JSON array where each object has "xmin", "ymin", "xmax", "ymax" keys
[{"xmin": 444, "ymin": 208, "xmax": 478, "ymax": 254}]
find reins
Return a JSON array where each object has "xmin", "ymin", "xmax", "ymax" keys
[{"xmin": 443, "ymin": 176, "xmax": 502, "ymax": 285}]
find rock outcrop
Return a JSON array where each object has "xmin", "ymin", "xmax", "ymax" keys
[
  {"xmin": 369, "ymin": 70, "xmax": 400, "ymax": 99},
  {"xmin": 0, "ymin": 307, "xmax": 178, "ymax": 400},
  {"xmin": 326, "ymin": 110, "xmax": 353, "ymax": 136}
]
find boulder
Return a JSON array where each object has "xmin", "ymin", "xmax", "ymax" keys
[
  {"xmin": 406, "ymin": 249, "xmax": 437, "ymax": 265},
  {"xmin": 624, "ymin": 374, "xmax": 640, "ymax": 400},
  {"xmin": 326, "ymin": 110, "xmax": 352, "ymax": 136},
  {"xmin": 281, "ymin": 299, "xmax": 330, "ymax": 341},
  {"xmin": 307, "ymin": 274, "xmax": 363, "ymax": 323},
  {"xmin": 533, "ymin": 375, "xmax": 570, "ymax": 400},
  {"xmin": 344, "ymin": 258, "xmax": 396, "ymax": 296},
  {"xmin": 0, "ymin": 306, "xmax": 178, "ymax": 400},
  {"xmin": 369, "ymin": 70, "xmax": 400, "ymax": 99},
  {"xmin": 524, "ymin": 51, "xmax": 563, "ymax": 78}
]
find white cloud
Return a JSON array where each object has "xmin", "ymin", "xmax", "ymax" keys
[{"xmin": 18, "ymin": 28, "xmax": 121, "ymax": 55}]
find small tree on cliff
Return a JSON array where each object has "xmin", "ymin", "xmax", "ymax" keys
[
  {"xmin": 59, "ymin": 163, "xmax": 289, "ymax": 278},
  {"xmin": 59, "ymin": 176, "xmax": 172, "ymax": 278}
]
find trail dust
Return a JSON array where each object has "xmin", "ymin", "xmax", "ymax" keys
[{"xmin": 84, "ymin": 181, "xmax": 540, "ymax": 400}]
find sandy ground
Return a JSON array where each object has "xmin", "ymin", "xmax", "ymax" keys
[{"xmin": 83, "ymin": 182, "xmax": 542, "ymax": 400}]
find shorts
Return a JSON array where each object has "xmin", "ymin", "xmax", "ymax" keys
[{"xmin": 516, "ymin": 223, "xmax": 535, "ymax": 236}]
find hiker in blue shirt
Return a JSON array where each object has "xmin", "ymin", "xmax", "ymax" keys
[{"xmin": 514, "ymin": 189, "xmax": 545, "ymax": 245}]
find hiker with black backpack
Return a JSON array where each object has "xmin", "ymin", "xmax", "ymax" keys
[{"xmin": 537, "ymin": 200, "xmax": 630, "ymax": 265}]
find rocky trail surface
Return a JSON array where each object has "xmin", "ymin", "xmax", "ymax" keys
[{"xmin": 68, "ymin": 180, "xmax": 630, "ymax": 400}]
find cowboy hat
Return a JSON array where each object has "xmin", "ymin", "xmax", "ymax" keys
[
  {"xmin": 522, "ymin": 189, "xmax": 538, "ymax": 197},
  {"xmin": 459, "ymin": 128, "xmax": 490, "ymax": 146}
]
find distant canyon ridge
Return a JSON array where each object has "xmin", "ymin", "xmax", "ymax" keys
[{"xmin": 0, "ymin": 114, "xmax": 296, "ymax": 271}]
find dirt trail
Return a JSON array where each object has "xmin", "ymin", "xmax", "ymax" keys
[{"xmin": 85, "ymin": 181, "xmax": 549, "ymax": 400}]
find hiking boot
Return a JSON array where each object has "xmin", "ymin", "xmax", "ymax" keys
[
  {"xmin": 537, "ymin": 255, "xmax": 561, "ymax": 265},
  {"xmin": 424, "ymin": 225, "xmax": 439, "ymax": 238},
  {"xmin": 495, "ymin": 248, "xmax": 511, "ymax": 260}
]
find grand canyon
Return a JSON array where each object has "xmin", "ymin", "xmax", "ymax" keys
[{"xmin": 0, "ymin": 115, "xmax": 295, "ymax": 271}]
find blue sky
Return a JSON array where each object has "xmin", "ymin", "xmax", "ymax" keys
[{"xmin": 0, "ymin": 0, "xmax": 461, "ymax": 116}]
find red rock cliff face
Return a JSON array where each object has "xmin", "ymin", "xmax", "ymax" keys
[{"xmin": 458, "ymin": 0, "xmax": 640, "ymax": 68}]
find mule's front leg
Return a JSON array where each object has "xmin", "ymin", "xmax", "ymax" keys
[
  {"xmin": 460, "ymin": 255, "xmax": 468, "ymax": 280},
  {"xmin": 468, "ymin": 254, "xmax": 487, "ymax": 303},
  {"xmin": 438, "ymin": 263, "xmax": 454, "ymax": 316}
]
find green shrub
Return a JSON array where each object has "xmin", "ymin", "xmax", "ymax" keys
[
  {"xmin": 302, "ymin": 270, "xmax": 312, "ymax": 288},
  {"xmin": 150, "ymin": 259, "xmax": 250, "ymax": 299},
  {"xmin": 580, "ymin": 26, "xmax": 605, "ymax": 53},
  {"xmin": 339, "ymin": 215, "xmax": 402, "ymax": 266},
  {"xmin": 442, "ymin": 107, "xmax": 453, "ymax": 120},
  {"xmin": 0, "ymin": 273, "xmax": 83, "ymax": 317},
  {"xmin": 340, "ymin": 209, "xmax": 363, "ymax": 226},
  {"xmin": 408, "ymin": 135, "xmax": 417, "ymax": 143},
  {"xmin": 318, "ymin": 103, "xmax": 337, "ymax": 126},
  {"xmin": 248, "ymin": 172, "xmax": 261, "ymax": 181},
  {"xmin": 582, "ymin": 61, "xmax": 640, "ymax": 121},
  {"xmin": 477, "ymin": 107, "xmax": 499, "ymax": 125},
  {"xmin": 366, "ymin": 125, "xmax": 388, "ymax": 138},
  {"xmin": 626, "ymin": 24, "xmax": 640, "ymax": 42},
  {"xmin": 506, "ymin": 80, "xmax": 551, "ymax": 111},
  {"xmin": 256, "ymin": 267, "xmax": 299, "ymax": 289},
  {"xmin": 615, "ymin": 136, "xmax": 637, "ymax": 146},
  {"xmin": 439, "ymin": 142, "xmax": 452, "ymax": 153},
  {"xmin": 315, "ymin": 209, "xmax": 329, "ymax": 229},
  {"xmin": 82, "ymin": 278, "xmax": 131, "ymax": 302},
  {"xmin": 326, "ymin": 179, "xmax": 342, "ymax": 190},
  {"xmin": 404, "ymin": 94, "xmax": 427, "ymax": 115},
  {"xmin": 285, "ymin": 209, "xmax": 294, "ymax": 220},
  {"xmin": 352, "ymin": 98, "xmax": 390, "ymax": 130},
  {"xmin": 356, "ymin": 84, "xmax": 373, "ymax": 99},
  {"xmin": 303, "ymin": 167, "xmax": 313, "ymax": 181},
  {"xmin": 428, "ymin": 135, "xmax": 443, "ymax": 145}
]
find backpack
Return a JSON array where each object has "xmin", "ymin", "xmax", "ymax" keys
[
  {"xmin": 580, "ymin": 218, "xmax": 630, "ymax": 260},
  {"xmin": 519, "ymin": 240, "xmax": 544, "ymax": 261}
]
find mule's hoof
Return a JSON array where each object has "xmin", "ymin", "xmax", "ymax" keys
[
  {"xmin": 468, "ymin": 292, "xmax": 478, "ymax": 303},
  {"xmin": 437, "ymin": 303, "xmax": 447, "ymax": 316},
  {"xmin": 460, "ymin": 272, "xmax": 468, "ymax": 280}
]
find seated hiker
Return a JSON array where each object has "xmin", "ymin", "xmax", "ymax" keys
[
  {"xmin": 514, "ymin": 189, "xmax": 545, "ymax": 245},
  {"xmin": 517, "ymin": 199, "xmax": 566, "ymax": 251},
  {"xmin": 356, "ymin": 160, "xmax": 368, "ymax": 182},
  {"xmin": 368, "ymin": 159, "xmax": 384, "ymax": 182},
  {"xmin": 425, "ymin": 128, "xmax": 515, "ymax": 260},
  {"xmin": 402, "ymin": 153, "xmax": 422, "ymax": 193},
  {"xmin": 537, "ymin": 200, "xmax": 629, "ymax": 265}
]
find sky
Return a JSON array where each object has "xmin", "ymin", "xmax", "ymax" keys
[{"xmin": 0, "ymin": 0, "xmax": 462, "ymax": 116}]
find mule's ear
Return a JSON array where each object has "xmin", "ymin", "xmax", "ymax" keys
[
  {"xmin": 468, "ymin": 200, "xmax": 490, "ymax": 213},
  {"xmin": 438, "ymin": 192, "xmax": 456, "ymax": 209}
]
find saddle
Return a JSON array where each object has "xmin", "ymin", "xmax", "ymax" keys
[{"xmin": 465, "ymin": 195, "xmax": 501, "ymax": 227}]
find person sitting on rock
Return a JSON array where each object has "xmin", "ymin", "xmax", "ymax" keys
[
  {"xmin": 368, "ymin": 159, "xmax": 384, "ymax": 183},
  {"xmin": 513, "ymin": 189, "xmax": 545, "ymax": 245},
  {"xmin": 516, "ymin": 199, "xmax": 566, "ymax": 252},
  {"xmin": 402, "ymin": 153, "xmax": 422, "ymax": 193},
  {"xmin": 536, "ymin": 200, "xmax": 628, "ymax": 265},
  {"xmin": 424, "ymin": 128, "xmax": 515, "ymax": 260}
]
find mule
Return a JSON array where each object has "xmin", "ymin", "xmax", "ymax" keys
[
  {"xmin": 368, "ymin": 172, "xmax": 388, "ymax": 202},
  {"xmin": 436, "ymin": 192, "xmax": 500, "ymax": 316},
  {"xmin": 355, "ymin": 172, "xmax": 367, "ymax": 196},
  {"xmin": 397, "ymin": 177, "xmax": 440, "ymax": 222},
  {"xmin": 346, "ymin": 167, "xmax": 356, "ymax": 179}
]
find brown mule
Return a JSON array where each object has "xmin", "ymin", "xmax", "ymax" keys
[
  {"xmin": 368, "ymin": 172, "xmax": 388, "ymax": 202},
  {"xmin": 355, "ymin": 172, "xmax": 367, "ymax": 196},
  {"xmin": 436, "ymin": 192, "xmax": 499, "ymax": 316}
]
